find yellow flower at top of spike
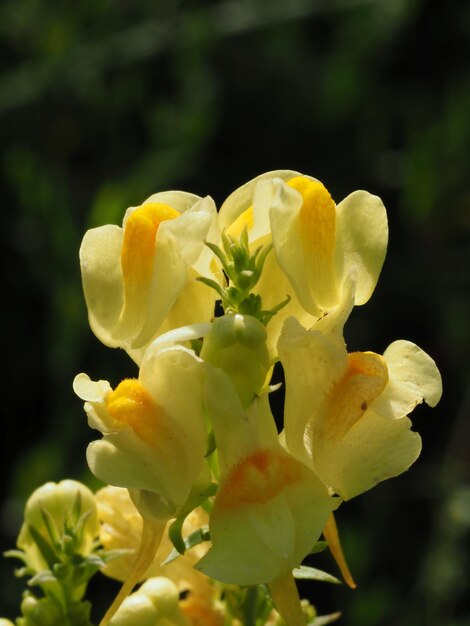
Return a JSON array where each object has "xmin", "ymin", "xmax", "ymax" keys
[
  {"xmin": 216, "ymin": 170, "xmax": 388, "ymax": 354},
  {"xmin": 268, "ymin": 172, "xmax": 388, "ymax": 315},
  {"xmin": 80, "ymin": 191, "xmax": 218, "ymax": 361}
]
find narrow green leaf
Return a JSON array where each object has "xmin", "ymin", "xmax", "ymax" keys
[
  {"xmin": 308, "ymin": 611, "xmax": 342, "ymax": 625},
  {"xmin": 196, "ymin": 276, "xmax": 225, "ymax": 299},
  {"xmin": 70, "ymin": 490, "xmax": 83, "ymax": 526},
  {"xmin": 3, "ymin": 549, "xmax": 28, "ymax": 564},
  {"xmin": 27, "ymin": 524, "xmax": 58, "ymax": 570},
  {"xmin": 28, "ymin": 570, "xmax": 58, "ymax": 586},
  {"xmin": 40, "ymin": 507, "xmax": 61, "ymax": 550},
  {"xmin": 293, "ymin": 566, "xmax": 341, "ymax": 584}
]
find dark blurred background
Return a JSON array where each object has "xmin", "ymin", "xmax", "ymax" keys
[{"xmin": 1, "ymin": 0, "xmax": 469, "ymax": 624}]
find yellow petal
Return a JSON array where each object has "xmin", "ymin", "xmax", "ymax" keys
[
  {"xmin": 324, "ymin": 351, "xmax": 388, "ymax": 439},
  {"xmin": 196, "ymin": 445, "xmax": 337, "ymax": 585},
  {"xmin": 80, "ymin": 224, "xmax": 124, "ymax": 347},
  {"xmin": 218, "ymin": 170, "xmax": 300, "ymax": 233},
  {"xmin": 335, "ymin": 190, "xmax": 388, "ymax": 305},
  {"xmin": 314, "ymin": 408, "xmax": 422, "ymax": 500},
  {"xmin": 371, "ymin": 339, "xmax": 442, "ymax": 418}
]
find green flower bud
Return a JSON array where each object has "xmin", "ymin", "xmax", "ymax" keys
[
  {"xmin": 19, "ymin": 594, "xmax": 64, "ymax": 626},
  {"xmin": 200, "ymin": 314, "xmax": 270, "ymax": 408},
  {"xmin": 17, "ymin": 480, "xmax": 99, "ymax": 572}
]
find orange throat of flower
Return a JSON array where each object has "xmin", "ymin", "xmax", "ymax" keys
[
  {"xmin": 325, "ymin": 351, "xmax": 389, "ymax": 439},
  {"xmin": 218, "ymin": 449, "xmax": 302, "ymax": 509},
  {"xmin": 121, "ymin": 202, "xmax": 180, "ymax": 295},
  {"xmin": 105, "ymin": 378, "xmax": 161, "ymax": 446}
]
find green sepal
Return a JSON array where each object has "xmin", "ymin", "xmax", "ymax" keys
[
  {"xmin": 26, "ymin": 524, "xmax": 57, "ymax": 571},
  {"xmin": 40, "ymin": 508, "xmax": 61, "ymax": 552},
  {"xmin": 205, "ymin": 429, "xmax": 217, "ymax": 458},
  {"xmin": 293, "ymin": 566, "xmax": 341, "ymax": 585},
  {"xmin": 309, "ymin": 540, "xmax": 329, "ymax": 555},
  {"xmin": 196, "ymin": 276, "xmax": 225, "ymax": 299},
  {"xmin": 28, "ymin": 570, "xmax": 58, "ymax": 587},
  {"xmin": 168, "ymin": 516, "xmax": 186, "ymax": 556},
  {"xmin": 307, "ymin": 612, "xmax": 342, "ymax": 625},
  {"xmin": 162, "ymin": 526, "xmax": 210, "ymax": 565}
]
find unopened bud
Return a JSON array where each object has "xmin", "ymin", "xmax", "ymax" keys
[
  {"xmin": 201, "ymin": 314, "xmax": 270, "ymax": 407},
  {"xmin": 17, "ymin": 480, "xmax": 99, "ymax": 572}
]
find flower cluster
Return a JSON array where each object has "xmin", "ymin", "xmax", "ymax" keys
[{"xmin": 16, "ymin": 170, "xmax": 442, "ymax": 626}]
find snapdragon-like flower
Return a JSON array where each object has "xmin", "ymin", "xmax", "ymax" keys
[
  {"xmin": 217, "ymin": 171, "xmax": 319, "ymax": 350},
  {"xmin": 269, "ymin": 173, "xmax": 388, "ymax": 315},
  {"xmin": 198, "ymin": 364, "xmax": 338, "ymax": 626},
  {"xmin": 74, "ymin": 344, "xmax": 208, "ymax": 625},
  {"xmin": 80, "ymin": 191, "xmax": 218, "ymax": 360},
  {"xmin": 279, "ymin": 286, "xmax": 442, "ymax": 500},
  {"xmin": 95, "ymin": 486, "xmax": 208, "ymax": 585},
  {"xmin": 96, "ymin": 488, "xmax": 224, "ymax": 626},
  {"xmin": 74, "ymin": 345, "xmax": 207, "ymax": 521},
  {"xmin": 217, "ymin": 170, "xmax": 388, "ymax": 351}
]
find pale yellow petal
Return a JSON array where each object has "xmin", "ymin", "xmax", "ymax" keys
[
  {"xmin": 335, "ymin": 190, "xmax": 388, "ymax": 305},
  {"xmin": 314, "ymin": 409, "xmax": 422, "ymax": 500},
  {"xmin": 108, "ymin": 592, "xmax": 159, "ymax": 626},
  {"xmin": 87, "ymin": 439, "xmax": 179, "ymax": 516},
  {"xmin": 140, "ymin": 347, "xmax": 207, "ymax": 462},
  {"xmin": 73, "ymin": 373, "xmax": 111, "ymax": 403},
  {"xmin": 80, "ymin": 224, "xmax": 124, "ymax": 347},
  {"xmin": 218, "ymin": 170, "xmax": 300, "ymax": 232},
  {"xmin": 269, "ymin": 181, "xmax": 322, "ymax": 316},
  {"xmin": 254, "ymin": 235, "xmax": 318, "ymax": 354},
  {"xmin": 370, "ymin": 339, "xmax": 442, "ymax": 418},
  {"xmin": 196, "ymin": 448, "xmax": 336, "ymax": 585},
  {"xmin": 278, "ymin": 317, "xmax": 347, "ymax": 465}
]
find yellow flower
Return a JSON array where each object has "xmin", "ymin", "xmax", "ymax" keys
[
  {"xmin": 17, "ymin": 480, "xmax": 99, "ymax": 573},
  {"xmin": 96, "ymin": 487, "xmax": 224, "ymax": 626},
  {"xmin": 218, "ymin": 171, "xmax": 319, "ymax": 353},
  {"xmin": 197, "ymin": 365, "xmax": 338, "ymax": 626},
  {"xmin": 278, "ymin": 292, "xmax": 442, "ymax": 500},
  {"xmin": 80, "ymin": 191, "xmax": 218, "ymax": 360},
  {"xmin": 268, "ymin": 172, "xmax": 388, "ymax": 315},
  {"xmin": 217, "ymin": 171, "xmax": 387, "ymax": 352},
  {"xmin": 95, "ymin": 486, "xmax": 208, "ymax": 585},
  {"xmin": 74, "ymin": 345, "xmax": 208, "ymax": 522},
  {"xmin": 108, "ymin": 577, "xmax": 189, "ymax": 626}
]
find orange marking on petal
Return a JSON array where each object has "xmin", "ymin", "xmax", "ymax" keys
[
  {"xmin": 218, "ymin": 449, "xmax": 302, "ymax": 508},
  {"xmin": 105, "ymin": 379, "xmax": 160, "ymax": 446},
  {"xmin": 121, "ymin": 202, "xmax": 180, "ymax": 293},
  {"xmin": 287, "ymin": 176, "xmax": 336, "ymax": 260},
  {"xmin": 326, "ymin": 351, "xmax": 389, "ymax": 438}
]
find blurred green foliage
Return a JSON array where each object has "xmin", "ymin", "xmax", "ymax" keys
[{"xmin": 1, "ymin": 0, "xmax": 469, "ymax": 624}]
